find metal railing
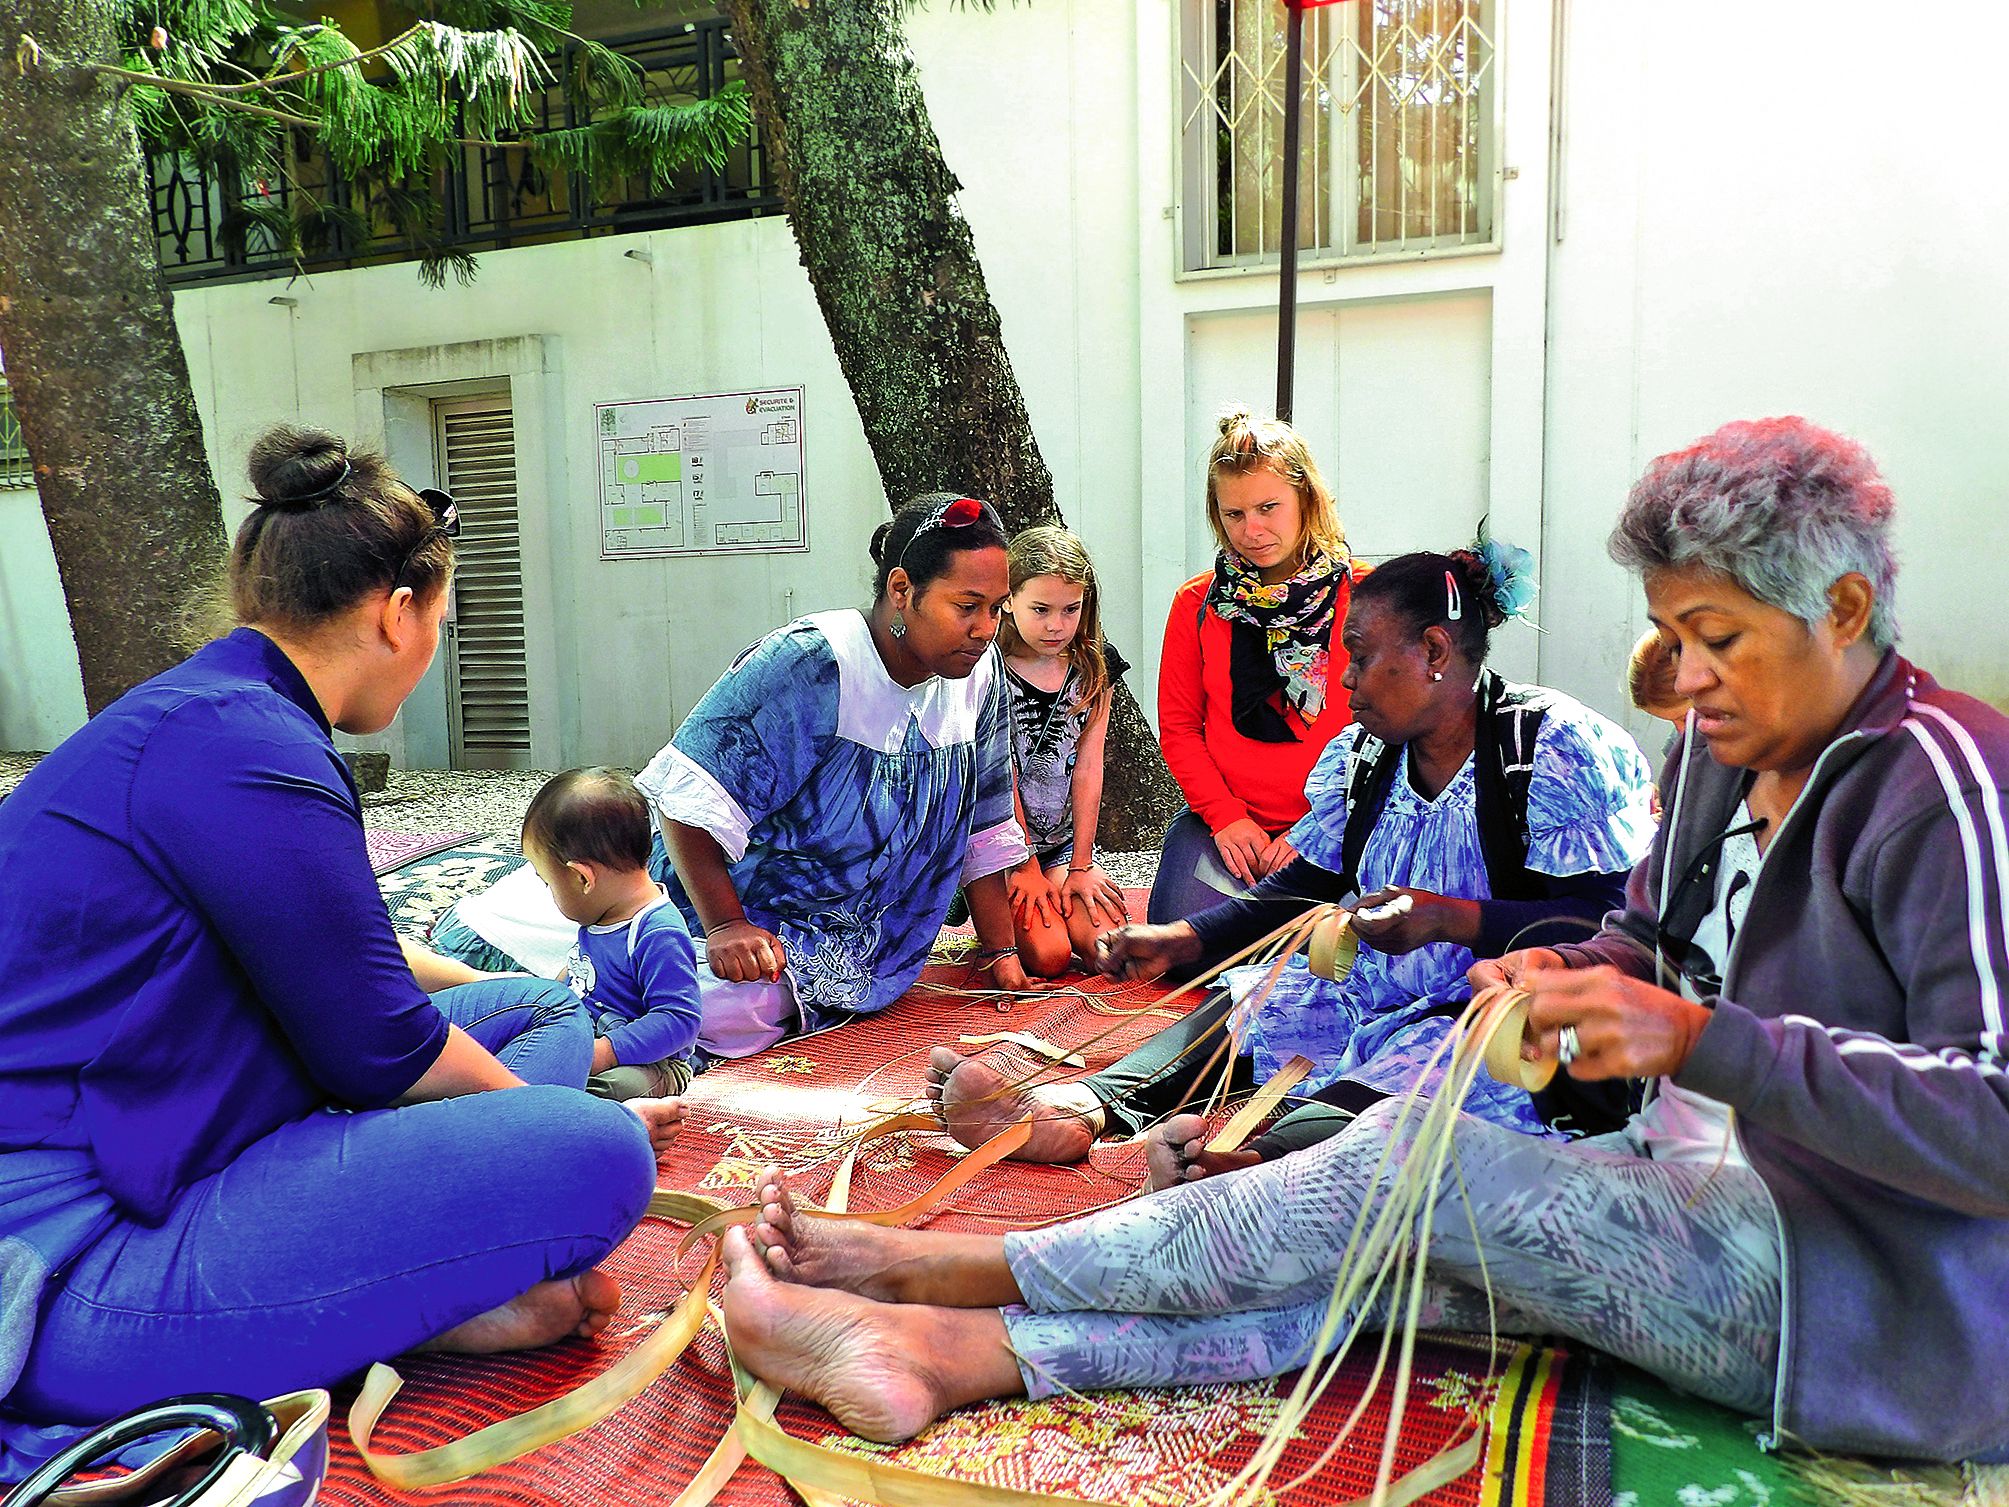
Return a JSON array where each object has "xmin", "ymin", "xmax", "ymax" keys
[
  {"xmin": 0, "ymin": 381, "xmax": 30, "ymax": 489},
  {"xmin": 147, "ymin": 16, "xmax": 779, "ymax": 286}
]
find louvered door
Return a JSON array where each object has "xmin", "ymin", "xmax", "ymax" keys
[{"xmin": 434, "ymin": 397, "xmax": 532, "ymax": 769}]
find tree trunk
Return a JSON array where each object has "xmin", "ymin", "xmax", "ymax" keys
[
  {"xmin": 722, "ymin": 0, "xmax": 1181, "ymax": 851},
  {"xmin": 0, "ymin": 2, "xmax": 228, "ymax": 715}
]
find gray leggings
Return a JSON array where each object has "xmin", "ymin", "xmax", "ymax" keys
[{"xmin": 1001, "ymin": 1099, "xmax": 1782, "ymax": 1414}]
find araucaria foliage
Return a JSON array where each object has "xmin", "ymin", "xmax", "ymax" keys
[{"xmin": 91, "ymin": 1, "xmax": 752, "ymax": 283}]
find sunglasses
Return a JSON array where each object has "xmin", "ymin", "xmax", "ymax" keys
[
  {"xmin": 394, "ymin": 487, "xmax": 460, "ymax": 587},
  {"xmin": 898, "ymin": 495, "xmax": 997, "ymax": 574}
]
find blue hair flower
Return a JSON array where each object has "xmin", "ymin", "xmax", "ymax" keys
[{"xmin": 1475, "ymin": 517, "xmax": 1539, "ymax": 623}]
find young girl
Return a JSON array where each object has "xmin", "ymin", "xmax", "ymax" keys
[{"xmin": 997, "ymin": 526, "xmax": 1130, "ymax": 975}]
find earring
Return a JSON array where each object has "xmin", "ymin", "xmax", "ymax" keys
[
  {"xmin": 890, "ymin": 611, "xmax": 907, "ymax": 640},
  {"xmin": 1430, "ymin": 671, "xmax": 1443, "ymax": 681}
]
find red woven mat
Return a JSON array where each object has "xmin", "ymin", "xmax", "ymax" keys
[{"xmin": 319, "ymin": 920, "xmax": 1602, "ymax": 1507}]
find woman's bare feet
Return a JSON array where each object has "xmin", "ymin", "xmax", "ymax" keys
[
  {"xmin": 1144, "ymin": 1113, "xmax": 1264, "ymax": 1192},
  {"xmin": 628, "ymin": 1096, "xmax": 685, "ymax": 1154},
  {"xmin": 929, "ymin": 1046, "xmax": 1099, "ymax": 1163},
  {"xmin": 419, "ymin": 1268, "xmax": 623, "ymax": 1354},
  {"xmin": 721, "ymin": 1227, "xmax": 1022, "ymax": 1443},
  {"xmin": 747, "ymin": 1167, "xmax": 928, "ymax": 1300},
  {"xmin": 747, "ymin": 1166, "xmax": 1023, "ymax": 1308}
]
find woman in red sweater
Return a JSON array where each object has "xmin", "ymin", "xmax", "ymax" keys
[{"xmin": 1149, "ymin": 409, "xmax": 1356, "ymax": 923}]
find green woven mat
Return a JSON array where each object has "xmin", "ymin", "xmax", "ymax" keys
[
  {"xmin": 1609, "ymin": 1368, "xmax": 1800, "ymax": 1507},
  {"xmin": 1609, "ymin": 1366, "xmax": 1998, "ymax": 1507}
]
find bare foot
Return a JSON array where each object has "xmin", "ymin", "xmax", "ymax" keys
[
  {"xmin": 939, "ymin": 1048, "xmax": 1096, "ymax": 1163},
  {"xmin": 419, "ymin": 1268, "xmax": 622, "ymax": 1354},
  {"xmin": 1144, "ymin": 1113, "xmax": 1264, "ymax": 1192},
  {"xmin": 629, "ymin": 1096, "xmax": 685, "ymax": 1155},
  {"xmin": 747, "ymin": 1165, "xmax": 929, "ymax": 1300},
  {"xmin": 923, "ymin": 1044, "xmax": 963, "ymax": 1121},
  {"xmin": 723, "ymin": 1227, "xmax": 1002, "ymax": 1442}
]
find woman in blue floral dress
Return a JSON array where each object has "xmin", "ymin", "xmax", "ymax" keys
[
  {"xmin": 635, "ymin": 494, "xmax": 1031, "ymax": 1055},
  {"xmin": 933, "ymin": 541, "xmax": 1655, "ymax": 1172}
]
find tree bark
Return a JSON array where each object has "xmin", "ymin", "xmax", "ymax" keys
[
  {"xmin": 0, "ymin": 2, "xmax": 228, "ymax": 715},
  {"xmin": 722, "ymin": 0, "xmax": 1181, "ymax": 849}
]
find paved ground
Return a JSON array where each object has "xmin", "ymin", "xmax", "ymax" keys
[{"xmin": 0, "ymin": 753, "xmax": 1163, "ymax": 888}]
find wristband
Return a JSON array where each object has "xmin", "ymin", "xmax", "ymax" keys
[
  {"xmin": 1067, "ymin": 864, "xmax": 1094, "ymax": 873},
  {"xmin": 703, "ymin": 916, "xmax": 747, "ymax": 938},
  {"xmin": 971, "ymin": 946, "xmax": 1017, "ymax": 970}
]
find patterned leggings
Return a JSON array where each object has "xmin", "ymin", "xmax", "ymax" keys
[{"xmin": 1000, "ymin": 1099, "xmax": 1782, "ymax": 1414}]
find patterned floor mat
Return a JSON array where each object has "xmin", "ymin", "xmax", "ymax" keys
[
  {"xmin": 376, "ymin": 840, "xmax": 524, "ymax": 940},
  {"xmin": 365, "ymin": 829, "xmax": 480, "ymax": 877},
  {"xmin": 317, "ymin": 951, "xmax": 1610, "ymax": 1507}
]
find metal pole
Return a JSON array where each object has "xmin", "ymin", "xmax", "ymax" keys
[{"xmin": 1275, "ymin": 0, "xmax": 1305, "ymax": 421}]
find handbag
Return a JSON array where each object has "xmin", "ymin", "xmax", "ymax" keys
[{"xmin": 2, "ymin": 1390, "xmax": 328, "ymax": 1507}]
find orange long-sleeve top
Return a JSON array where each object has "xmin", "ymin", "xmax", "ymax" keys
[{"xmin": 1155, "ymin": 570, "xmax": 1356, "ymax": 835}]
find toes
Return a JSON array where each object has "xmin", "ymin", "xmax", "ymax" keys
[
  {"xmin": 575, "ymin": 1267, "xmax": 623, "ymax": 1318},
  {"xmin": 722, "ymin": 1225, "xmax": 767, "ymax": 1282}
]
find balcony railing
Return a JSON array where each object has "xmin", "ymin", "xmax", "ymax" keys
[{"xmin": 147, "ymin": 17, "xmax": 779, "ymax": 286}]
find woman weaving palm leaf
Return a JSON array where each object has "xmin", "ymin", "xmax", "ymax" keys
[{"xmin": 931, "ymin": 541, "xmax": 1656, "ymax": 1178}]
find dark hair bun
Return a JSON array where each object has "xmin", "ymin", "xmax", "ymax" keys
[
  {"xmin": 869, "ymin": 519, "xmax": 896, "ymax": 567},
  {"xmin": 248, "ymin": 423, "xmax": 350, "ymax": 509},
  {"xmin": 1446, "ymin": 548, "xmax": 1507, "ymax": 629}
]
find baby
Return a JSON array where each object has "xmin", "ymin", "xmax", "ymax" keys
[{"xmin": 521, "ymin": 768, "xmax": 702, "ymax": 1100}]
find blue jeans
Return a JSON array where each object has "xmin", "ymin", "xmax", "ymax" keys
[
  {"xmin": 5, "ymin": 983, "xmax": 647, "ymax": 1428},
  {"xmin": 1145, "ymin": 810, "xmax": 1255, "ymax": 926},
  {"xmin": 443, "ymin": 976, "xmax": 593, "ymax": 1087}
]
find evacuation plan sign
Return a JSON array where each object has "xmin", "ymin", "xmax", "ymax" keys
[{"xmin": 595, "ymin": 387, "xmax": 807, "ymax": 558}]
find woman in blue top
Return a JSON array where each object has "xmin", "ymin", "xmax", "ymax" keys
[
  {"xmin": 0, "ymin": 427, "xmax": 669, "ymax": 1481},
  {"xmin": 934, "ymin": 542, "xmax": 1655, "ymax": 1174},
  {"xmin": 636, "ymin": 493, "xmax": 1031, "ymax": 1054}
]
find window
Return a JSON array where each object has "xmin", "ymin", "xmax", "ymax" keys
[{"xmin": 1179, "ymin": 0, "xmax": 1499, "ymax": 274}]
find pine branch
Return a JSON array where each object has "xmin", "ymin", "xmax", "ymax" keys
[{"xmin": 527, "ymin": 88, "xmax": 752, "ymax": 191}]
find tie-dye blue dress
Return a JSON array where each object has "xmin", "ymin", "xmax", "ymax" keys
[
  {"xmin": 1229, "ymin": 697, "xmax": 1655, "ymax": 1134},
  {"xmin": 639, "ymin": 611, "xmax": 1026, "ymax": 1033}
]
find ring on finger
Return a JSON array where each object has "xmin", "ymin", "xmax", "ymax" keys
[{"xmin": 1558, "ymin": 1024, "xmax": 1582, "ymax": 1068}]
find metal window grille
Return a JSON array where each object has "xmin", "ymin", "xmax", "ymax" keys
[
  {"xmin": 0, "ymin": 380, "xmax": 30, "ymax": 489},
  {"xmin": 147, "ymin": 15, "xmax": 777, "ymax": 287},
  {"xmin": 1179, "ymin": 0, "xmax": 1499, "ymax": 272}
]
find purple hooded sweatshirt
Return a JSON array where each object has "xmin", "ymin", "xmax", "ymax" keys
[{"xmin": 1560, "ymin": 652, "xmax": 2009, "ymax": 1461}]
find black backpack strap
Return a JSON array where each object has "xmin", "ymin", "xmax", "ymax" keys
[
  {"xmin": 1338, "ymin": 734, "xmax": 1401, "ymax": 891},
  {"xmin": 1472, "ymin": 670, "xmax": 1551, "ymax": 902}
]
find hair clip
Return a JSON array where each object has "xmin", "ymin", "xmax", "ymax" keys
[{"xmin": 1444, "ymin": 569, "xmax": 1463, "ymax": 622}]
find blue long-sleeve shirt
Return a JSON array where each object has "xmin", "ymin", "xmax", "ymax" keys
[
  {"xmin": 0, "ymin": 629, "xmax": 448, "ymax": 1419},
  {"xmin": 565, "ymin": 898, "xmax": 701, "ymax": 1067}
]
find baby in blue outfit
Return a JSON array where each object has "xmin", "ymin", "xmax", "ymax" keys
[{"xmin": 522, "ymin": 768, "xmax": 702, "ymax": 1100}]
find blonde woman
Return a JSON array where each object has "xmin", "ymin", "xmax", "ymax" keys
[{"xmin": 1150, "ymin": 410, "xmax": 1357, "ymax": 923}]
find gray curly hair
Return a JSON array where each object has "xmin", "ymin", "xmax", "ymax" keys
[{"xmin": 1608, "ymin": 416, "xmax": 1899, "ymax": 649}]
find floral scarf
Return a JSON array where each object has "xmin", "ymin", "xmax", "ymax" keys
[{"xmin": 1204, "ymin": 548, "xmax": 1344, "ymax": 742}]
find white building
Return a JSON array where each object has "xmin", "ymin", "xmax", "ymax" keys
[{"xmin": 3, "ymin": 0, "xmax": 2003, "ymax": 766}]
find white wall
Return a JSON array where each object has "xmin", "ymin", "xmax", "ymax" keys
[
  {"xmin": 1541, "ymin": 0, "xmax": 2009, "ymax": 733},
  {"xmin": 0, "ymin": 487, "xmax": 87, "ymax": 750},
  {"xmin": 4, "ymin": 0, "xmax": 2004, "ymax": 762}
]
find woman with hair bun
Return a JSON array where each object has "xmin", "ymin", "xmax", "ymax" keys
[
  {"xmin": 0, "ymin": 426, "xmax": 674, "ymax": 1481},
  {"xmin": 1150, "ymin": 410, "xmax": 1359, "ymax": 923},
  {"xmin": 931, "ymin": 536, "xmax": 1655, "ymax": 1176}
]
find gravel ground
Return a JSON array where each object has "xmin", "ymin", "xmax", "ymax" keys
[{"xmin": 0, "ymin": 751, "xmax": 1163, "ymax": 882}]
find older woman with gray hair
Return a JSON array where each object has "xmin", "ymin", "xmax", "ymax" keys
[{"xmin": 703, "ymin": 416, "xmax": 2009, "ymax": 1468}]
